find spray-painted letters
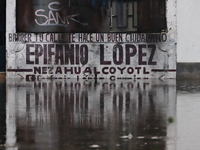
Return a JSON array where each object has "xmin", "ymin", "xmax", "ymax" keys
[{"xmin": 35, "ymin": 1, "xmax": 88, "ymax": 27}]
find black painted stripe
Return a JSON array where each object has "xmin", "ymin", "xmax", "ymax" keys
[
  {"xmin": 151, "ymin": 69, "xmax": 176, "ymax": 72},
  {"xmin": 7, "ymin": 69, "xmax": 33, "ymax": 72}
]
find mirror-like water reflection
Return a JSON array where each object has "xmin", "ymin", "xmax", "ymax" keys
[
  {"xmin": 2, "ymin": 79, "xmax": 176, "ymax": 150},
  {"xmin": 0, "ymin": 79, "xmax": 6, "ymax": 147}
]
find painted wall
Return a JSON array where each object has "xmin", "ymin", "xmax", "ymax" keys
[
  {"xmin": 6, "ymin": 0, "xmax": 177, "ymax": 79},
  {"xmin": 177, "ymin": 0, "xmax": 200, "ymax": 62}
]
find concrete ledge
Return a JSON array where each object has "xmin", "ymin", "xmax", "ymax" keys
[{"xmin": 177, "ymin": 63, "xmax": 200, "ymax": 79}]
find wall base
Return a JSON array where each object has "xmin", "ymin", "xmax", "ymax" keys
[
  {"xmin": 0, "ymin": 72, "xmax": 6, "ymax": 81},
  {"xmin": 177, "ymin": 63, "xmax": 200, "ymax": 79}
]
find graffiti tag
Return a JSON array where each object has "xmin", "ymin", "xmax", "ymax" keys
[{"xmin": 35, "ymin": 1, "xmax": 88, "ymax": 27}]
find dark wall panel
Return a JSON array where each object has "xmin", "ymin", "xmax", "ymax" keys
[{"xmin": 0, "ymin": 0, "xmax": 6, "ymax": 71}]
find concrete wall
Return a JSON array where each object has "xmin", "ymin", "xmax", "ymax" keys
[
  {"xmin": 177, "ymin": 0, "xmax": 200, "ymax": 78},
  {"xmin": 177, "ymin": 0, "xmax": 200, "ymax": 63}
]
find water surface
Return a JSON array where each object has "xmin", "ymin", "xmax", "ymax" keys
[{"xmin": 1, "ymin": 79, "xmax": 176, "ymax": 150}]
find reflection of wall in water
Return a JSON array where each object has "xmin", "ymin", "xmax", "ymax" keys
[
  {"xmin": 6, "ymin": 79, "xmax": 176, "ymax": 149},
  {"xmin": 0, "ymin": 81, "xmax": 6, "ymax": 145},
  {"xmin": 11, "ymin": 81, "xmax": 169, "ymax": 121}
]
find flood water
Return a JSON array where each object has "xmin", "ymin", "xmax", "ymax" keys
[{"xmin": 0, "ymin": 78, "xmax": 199, "ymax": 150}]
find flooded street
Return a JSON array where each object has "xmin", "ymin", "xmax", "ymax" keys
[{"xmin": 0, "ymin": 78, "xmax": 199, "ymax": 150}]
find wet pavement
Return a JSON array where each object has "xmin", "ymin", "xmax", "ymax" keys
[{"xmin": 0, "ymin": 78, "xmax": 199, "ymax": 150}]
